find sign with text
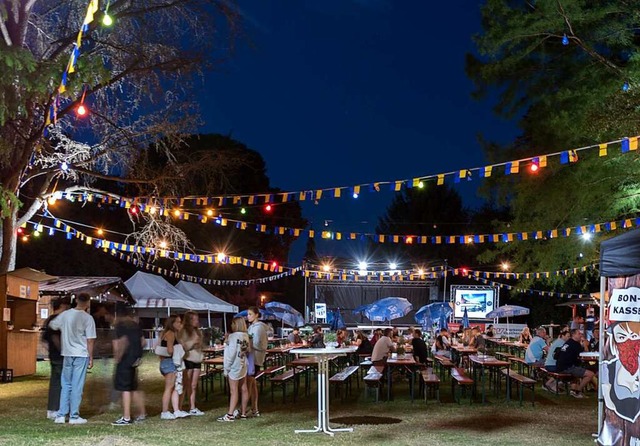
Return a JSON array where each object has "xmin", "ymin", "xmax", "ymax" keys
[
  {"xmin": 314, "ymin": 303, "xmax": 327, "ymax": 321},
  {"xmin": 609, "ymin": 287, "xmax": 640, "ymax": 322}
]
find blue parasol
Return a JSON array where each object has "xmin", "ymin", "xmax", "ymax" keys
[
  {"xmin": 462, "ymin": 307, "xmax": 470, "ymax": 329},
  {"xmin": 269, "ymin": 308, "xmax": 305, "ymax": 327},
  {"xmin": 486, "ymin": 305, "xmax": 529, "ymax": 339},
  {"xmin": 352, "ymin": 303, "xmax": 371, "ymax": 315},
  {"xmin": 328, "ymin": 308, "xmax": 345, "ymax": 331},
  {"xmin": 363, "ymin": 297, "xmax": 413, "ymax": 322},
  {"xmin": 414, "ymin": 302, "xmax": 453, "ymax": 327},
  {"xmin": 234, "ymin": 308, "xmax": 277, "ymax": 320},
  {"xmin": 265, "ymin": 301, "xmax": 303, "ymax": 317}
]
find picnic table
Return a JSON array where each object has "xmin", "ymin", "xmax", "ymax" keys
[
  {"xmin": 450, "ymin": 345, "xmax": 477, "ymax": 368},
  {"xmin": 386, "ymin": 354, "xmax": 419, "ymax": 402},
  {"xmin": 469, "ymin": 354, "xmax": 510, "ymax": 404},
  {"xmin": 290, "ymin": 347, "xmax": 357, "ymax": 437}
]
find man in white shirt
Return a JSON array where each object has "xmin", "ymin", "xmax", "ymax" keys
[
  {"xmin": 50, "ymin": 293, "xmax": 97, "ymax": 424},
  {"xmin": 370, "ymin": 328, "xmax": 395, "ymax": 372}
]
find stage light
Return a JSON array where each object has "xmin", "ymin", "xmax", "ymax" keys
[
  {"xmin": 417, "ymin": 269, "xmax": 425, "ymax": 275},
  {"xmin": 322, "ymin": 264, "xmax": 331, "ymax": 272},
  {"xmin": 217, "ymin": 252, "xmax": 226, "ymax": 262},
  {"xmin": 389, "ymin": 262, "xmax": 397, "ymax": 270},
  {"xmin": 358, "ymin": 261, "xmax": 368, "ymax": 271},
  {"xmin": 501, "ymin": 262, "xmax": 509, "ymax": 271}
]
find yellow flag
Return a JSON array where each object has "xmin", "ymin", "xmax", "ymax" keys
[
  {"xmin": 599, "ymin": 143, "xmax": 607, "ymax": 157},
  {"xmin": 437, "ymin": 174, "xmax": 444, "ymax": 185}
]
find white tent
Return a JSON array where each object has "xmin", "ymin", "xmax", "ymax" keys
[
  {"xmin": 176, "ymin": 281, "xmax": 238, "ymax": 329},
  {"xmin": 175, "ymin": 281, "xmax": 238, "ymax": 313},
  {"xmin": 126, "ymin": 271, "xmax": 211, "ymax": 315}
]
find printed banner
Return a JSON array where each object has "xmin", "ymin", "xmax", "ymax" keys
[{"xmin": 600, "ymin": 277, "xmax": 640, "ymax": 446}]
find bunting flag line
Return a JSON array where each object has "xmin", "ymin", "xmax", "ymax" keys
[
  {"xmin": 107, "ymin": 135, "xmax": 636, "ymax": 207},
  {"xmin": 458, "ymin": 264, "xmax": 598, "ymax": 280},
  {"xmin": 466, "ymin": 275, "xmax": 592, "ymax": 299},
  {"xmin": 57, "ymin": 189, "xmax": 640, "ymax": 247}
]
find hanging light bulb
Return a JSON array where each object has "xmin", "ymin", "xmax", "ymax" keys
[
  {"xmin": 61, "ymin": 161, "xmax": 69, "ymax": 171},
  {"xmin": 240, "ymin": 207, "xmax": 246, "ymax": 214},
  {"xmin": 622, "ymin": 81, "xmax": 630, "ymax": 92},
  {"xmin": 562, "ymin": 34, "xmax": 569, "ymax": 46},
  {"xmin": 102, "ymin": 13, "xmax": 113, "ymax": 26},
  {"xmin": 76, "ymin": 104, "xmax": 88, "ymax": 116}
]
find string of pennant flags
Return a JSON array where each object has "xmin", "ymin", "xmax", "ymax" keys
[
  {"xmin": 24, "ymin": 214, "xmax": 599, "ymax": 292},
  {"xmin": 45, "ymin": 0, "xmax": 100, "ymax": 128},
  {"xmin": 468, "ymin": 276, "xmax": 592, "ymax": 299},
  {"xmin": 107, "ymin": 135, "xmax": 638, "ymax": 207},
  {"xmin": 55, "ymin": 189, "xmax": 640, "ymax": 246}
]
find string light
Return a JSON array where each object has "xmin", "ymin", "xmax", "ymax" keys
[
  {"xmin": 562, "ymin": 34, "xmax": 569, "ymax": 46},
  {"xmin": 264, "ymin": 204, "xmax": 272, "ymax": 212},
  {"xmin": 622, "ymin": 81, "xmax": 630, "ymax": 92},
  {"xmin": 60, "ymin": 162, "xmax": 69, "ymax": 171}
]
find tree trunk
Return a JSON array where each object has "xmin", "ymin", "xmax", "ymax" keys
[{"xmin": 0, "ymin": 210, "xmax": 17, "ymax": 274}]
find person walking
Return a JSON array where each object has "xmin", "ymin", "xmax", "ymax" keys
[
  {"xmin": 111, "ymin": 307, "xmax": 146, "ymax": 426},
  {"xmin": 49, "ymin": 293, "xmax": 97, "ymax": 424},
  {"xmin": 42, "ymin": 298, "xmax": 70, "ymax": 420}
]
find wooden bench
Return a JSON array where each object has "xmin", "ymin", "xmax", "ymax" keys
[
  {"xmin": 433, "ymin": 354, "xmax": 454, "ymax": 381},
  {"xmin": 255, "ymin": 365, "xmax": 286, "ymax": 393},
  {"xmin": 420, "ymin": 369, "xmax": 441, "ymax": 403},
  {"xmin": 494, "ymin": 352, "xmax": 514, "ymax": 361},
  {"xmin": 270, "ymin": 368, "xmax": 303, "ymax": 403},
  {"xmin": 501, "ymin": 369, "xmax": 536, "ymax": 406},
  {"xmin": 450, "ymin": 367, "xmax": 474, "ymax": 404},
  {"xmin": 363, "ymin": 370, "xmax": 384, "ymax": 402},
  {"xmin": 329, "ymin": 365, "xmax": 360, "ymax": 401},
  {"xmin": 539, "ymin": 368, "xmax": 573, "ymax": 395},
  {"xmin": 508, "ymin": 356, "xmax": 540, "ymax": 378}
]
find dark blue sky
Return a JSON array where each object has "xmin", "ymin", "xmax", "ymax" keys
[{"xmin": 198, "ymin": 1, "xmax": 520, "ymax": 266}]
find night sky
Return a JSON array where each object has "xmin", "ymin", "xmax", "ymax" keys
[{"xmin": 197, "ymin": 1, "xmax": 520, "ymax": 266}]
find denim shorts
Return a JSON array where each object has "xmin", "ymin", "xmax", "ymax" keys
[{"xmin": 159, "ymin": 357, "xmax": 177, "ymax": 375}]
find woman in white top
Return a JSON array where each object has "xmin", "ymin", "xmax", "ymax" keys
[{"xmin": 218, "ymin": 317, "xmax": 250, "ymax": 422}]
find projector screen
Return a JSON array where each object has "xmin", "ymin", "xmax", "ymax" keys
[{"xmin": 453, "ymin": 288, "xmax": 495, "ymax": 319}]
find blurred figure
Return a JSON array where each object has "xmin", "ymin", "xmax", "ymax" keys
[
  {"xmin": 111, "ymin": 307, "xmax": 145, "ymax": 425},
  {"xmin": 50, "ymin": 293, "xmax": 96, "ymax": 424},
  {"xmin": 42, "ymin": 298, "xmax": 70, "ymax": 419}
]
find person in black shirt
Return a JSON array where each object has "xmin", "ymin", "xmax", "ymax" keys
[
  {"xmin": 111, "ymin": 307, "xmax": 146, "ymax": 425},
  {"xmin": 556, "ymin": 329, "xmax": 595, "ymax": 398},
  {"xmin": 411, "ymin": 329, "xmax": 429, "ymax": 364},
  {"xmin": 42, "ymin": 298, "xmax": 70, "ymax": 419},
  {"xmin": 354, "ymin": 331, "xmax": 373, "ymax": 355}
]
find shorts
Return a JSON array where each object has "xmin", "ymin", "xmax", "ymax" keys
[
  {"xmin": 184, "ymin": 360, "xmax": 202, "ymax": 370},
  {"xmin": 114, "ymin": 363, "xmax": 138, "ymax": 391},
  {"xmin": 159, "ymin": 357, "xmax": 177, "ymax": 375},
  {"xmin": 246, "ymin": 352, "xmax": 263, "ymax": 377},
  {"xmin": 562, "ymin": 365, "xmax": 587, "ymax": 378},
  {"xmin": 544, "ymin": 365, "xmax": 558, "ymax": 373}
]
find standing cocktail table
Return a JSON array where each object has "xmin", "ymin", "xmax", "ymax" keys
[{"xmin": 290, "ymin": 347, "xmax": 356, "ymax": 436}]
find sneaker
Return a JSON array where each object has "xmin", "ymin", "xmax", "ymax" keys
[
  {"xmin": 189, "ymin": 408, "xmax": 205, "ymax": 416},
  {"xmin": 69, "ymin": 417, "xmax": 87, "ymax": 425},
  {"xmin": 134, "ymin": 415, "xmax": 146, "ymax": 423},
  {"xmin": 240, "ymin": 414, "xmax": 248, "ymax": 420},
  {"xmin": 217, "ymin": 413, "xmax": 235, "ymax": 422},
  {"xmin": 47, "ymin": 410, "xmax": 57, "ymax": 420},
  {"xmin": 54, "ymin": 416, "xmax": 66, "ymax": 424},
  {"xmin": 111, "ymin": 417, "xmax": 133, "ymax": 426},
  {"xmin": 232, "ymin": 409, "xmax": 240, "ymax": 419},
  {"xmin": 252, "ymin": 410, "xmax": 261, "ymax": 417},
  {"xmin": 173, "ymin": 410, "xmax": 190, "ymax": 418},
  {"xmin": 160, "ymin": 411, "xmax": 176, "ymax": 420},
  {"xmin": 570, "ymin": 390, "xmax": 586, "ymax": 399}
]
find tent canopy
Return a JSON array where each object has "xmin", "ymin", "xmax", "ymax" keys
[
  {"xmin": 125, "ymin": 271, "xmax": 210, "ymax": 311},
  {"xmin": 175, "ymin": 281, "xmax": 238, "ymax": 313},
  {"xmin": 600, "ymin": 228, "xmax": 640, "ymax": 277}
]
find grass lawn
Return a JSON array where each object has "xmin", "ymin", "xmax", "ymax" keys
[{"xmin": 0, "ymin": 354, "xmax": 597, "ymax": 446}]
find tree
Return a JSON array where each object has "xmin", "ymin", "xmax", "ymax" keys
[
  {"xmin": 0, "ymin": 0, "xmax": 239, "ymax": 273},
  {"xmin": 467, "ymin": 1, "xmax": 640, "ymax": 286}
]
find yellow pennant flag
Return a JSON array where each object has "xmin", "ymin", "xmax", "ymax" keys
[
  {"xmin": 437, "ymin": 174, "xmax": 445, "ymax": 185},
  {"xmin": 334, "ymin": 188, "xmax": 341, "ymax": 198},
  {"xmin": 510, "ymin": 161, "xmax": 519, "ymax": 174},
  {"xmin": 630, "ymin": 136, "xmax": 638, "ymax": 151},
  {"xmin": 599, "ymin": 144, "xmax": 608, "ymax": 157},
  {"xmin": 484, "ymin": 166, "xmax": 492, "ymax": 177}
]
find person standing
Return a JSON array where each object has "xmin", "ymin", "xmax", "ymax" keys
[
  {"xmin": 246, "ymin": 306, "xmax": 268, "ymax": 417},
  {"xmin": 178, "ymin": 311, "xmax": 205, "ymax": 416},
  {"xmin": 42, "ymin": 298, "xmax": 70, "ymax": 420},
  {"xmin": 111, "ymin": 307, "xmax": 146, "ymax": 425},
  {"xmin": 50, "ymin": 293, "xmax": 97, "ymax": 424},
  {"xmin": 218, "ymin": 317, "xmax": 250, "ymax": 422}
]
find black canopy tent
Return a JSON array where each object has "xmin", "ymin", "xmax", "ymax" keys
[{"xmin": 597, "ymin": 228, "xmax": 640, "ymax": 444}]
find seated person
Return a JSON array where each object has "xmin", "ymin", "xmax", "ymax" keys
[
  {"xmin": 524, "ymin": 327, "xmax": 549, "ymax": 366},
  {"xmin": 370, "ymin": 328, "xmax": 394, "ymax": 372},
  {"xmin": 434, "ymin": 328, "xmax": 451, "ymax": 358},
  {"xmin": 518, "ymin": 327, "xmax": 532, "ymax": 344},
  {"xmin": 588, "ymin": 328, "xmax": 600, "ymax": 352},
  {"xmin": 287, "ymin": 327, "xmax": 302, "ymax": 345},
  {"xmin": 411, "ymin": 329, "xmax": 429, "ymax": 364},
  {"xmin": 370, "ymin": 328, "xmax": 383, "ymax": 347},
  {"xmin": 543, "ymin": 329, "xmax": 570, "ymax": 392},
  {"xmin": 335, "ymin": 329, "xmax": 347, "ymax": 347},
  {"xmin": 354, "ymin": 331, "xmax": 373, "ymax": 355},
  {"xmin": 469, "ymin": 327, "xmax": 486, "ymax": 352},
  {"xmin": 486, "ymin": 325, "xmax": 495, "ymax": 338},
  {"xmin": 308, "ymin": 325, "xmax": 325, "ymax": 348},
  {"xmin": 556, "ymin": 329, "xmax": 596, "ymax": 398}
]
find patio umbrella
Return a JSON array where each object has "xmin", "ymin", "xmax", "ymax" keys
[
  {"xmin": 234, "ymin": 308, "xmax": 277, "ymax": 320},
  {"xmin": 265, "ymin": 301, "xmax": 303, "ymax": 317},
  {"xmin": 352, "ymin": 303, "xmax": 371, "ymax": 315},
  {"xmin": 363, "ymin": 297, "xmax": 413, "ymax": 322},
  {"xmin": 414, "ymin": 302, "xmax": 453, "ymax": 328},
  {"xmin": 269, "ymin": 307, "xmax": 305, "ymax": 327},
  {"xmin": 486, "ymin": 304, "xmax": 530, "ymax": 339},
  {"xmin": 462, "ymin": 307, "xmax": 470, "ymax": 329},
  {"xmin": 328, "ymin": 308, "xmax": 345, "ymax": 331}
]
